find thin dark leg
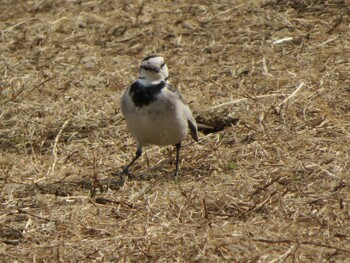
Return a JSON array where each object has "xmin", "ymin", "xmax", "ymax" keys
[
  {"xmin": 174, "ymin": 143, "xmax": 181, "ymax": 177},
  {"xmin": 122, "ymin": 146, "xmax": 142, "ymax": 174}
]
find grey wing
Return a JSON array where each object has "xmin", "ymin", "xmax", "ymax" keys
[
  {"xmin": 120, "ymin": 86, "xmax": 134, "ymax": 116},
  {"xmin": 167, "ymin": 83, "xmax": 198, "ymax": 142},
  {"xmin": 120, "ymin": 87, "xmax": 128, "ymax": 114}
]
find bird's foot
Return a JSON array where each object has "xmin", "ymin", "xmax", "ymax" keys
[
  {"xmin": 120, "ymin": 168, "xmax": 136, "ymax": 179},
  {"xmin": 111, "ymin": 167, "xmax": 130, "ymax": 176},
  {"xmin": 111, "ymin": 170, "xmax": 123, "ymax": 176},
  {"xmin": 172, "ymin": 169, "xmax": 180, "ymax": 178}
]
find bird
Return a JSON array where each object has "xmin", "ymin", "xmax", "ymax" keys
[{"xmin": 120, "ymin": 55, "xmax": 198, "ymax": 177}]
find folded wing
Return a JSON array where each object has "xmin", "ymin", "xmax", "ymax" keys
[{"xmin": 167, "ymin": 83, "xmax": 198, "ymax": 142}]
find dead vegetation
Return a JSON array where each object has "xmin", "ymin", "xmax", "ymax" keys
[{"xmin": 1, "ymin": 0, "xmax": 350, "ymax": 261}]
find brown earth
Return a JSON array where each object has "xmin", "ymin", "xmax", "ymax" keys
[{"xmin": 1, "ymin": 0, "xmax": 350, "ymax": 262}]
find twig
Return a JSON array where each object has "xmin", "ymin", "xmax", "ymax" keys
[
  {"xmin": 47, "ymin": 120, "xmax": 70, "ymax": 177},
  {"xmin": 251, "ymin": 191, "xmax": 277, "ymax": 213},
  {"xmin": 301, "ymin": 241, "xmax": 350, "ymax": 254},
  {"xmin": 327, "ymin": 15, "xmax": 343, "ymax": 34},
  {"xmin": 2, "ymin": 21, "xmax": 25, "ymax": 33},
  {"xmin": 246, "ymin": 178, "xmax": 281, "ymax": 197},
  {"xmin": 262, "ymin": 55, "xmax": 272, "ymax": 76},
  {"xmin": 209, "ymin": 94, "xmax": 285, "ymax": 110},
  {"xmin": 129, "ymin": 176, "xmax": 162, "ymax": 203},
  {"xmin": 2, "ymin": 75, "xmax": 55, "ymax": 105},
  {"xmin": 253, "ymin": 238, "xmax": 350, "ymax": 254},
  {"xmin": 274, "ymin": 82, "xmax": 305, "ymax": 114},
  {"xmin": 134, "ymin": 1, "xmax": 145, "ymax": 25},
  {"xmin": 65, "ymin": 54, "xmax": 83, "ymax": 75},
  {"xmin": 115, "ymin": 33, "xmax": 143, "ymax": 43},
  {"xmin": 252, "ymin": 238, "xmax": 292, "ymax": 244},
  {"xmin": 2, "ymin": 55, "xmax": 83, "ymax": 105},
  {"xmin": 202, "ymin": 197, "xmax": 209, "ymax": 219},
  {"xmin": 270, "ymin": 244, "xmax": 299, "ymax": 263},
  {"xmin": 0, "ymin": 252, "xmax": 27, "ymax": 263},
  {"xmin": 272, "ymin": 37, "xmax": 294, "ymax": 45},
  {"xmin": 17, "ymin": 208, "xmax": 51, "ymax": 222},
  {"xmin": 209, "ymin": 83, "xmax": 305, "ymax": 112}
]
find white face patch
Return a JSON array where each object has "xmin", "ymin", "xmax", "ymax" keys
[
  {"xmin": 141, "ymin": 56, "xmax": 164, "ymax": 70},
  {"xmin": 140, "ymin": 56, "xmax": 169, "ymax": 82}
]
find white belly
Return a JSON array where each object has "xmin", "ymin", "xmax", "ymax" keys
[{"xmin": 124, "ymin": 98, "xmax": 188, "ymax": 146}]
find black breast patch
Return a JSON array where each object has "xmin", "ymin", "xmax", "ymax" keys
[{"xmin": 129, "ymin": 81, "xmax": 166, "ymax": 107}]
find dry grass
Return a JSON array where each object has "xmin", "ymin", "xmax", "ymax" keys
[{"xmin": 1, "ymin": 0, "xmax": 350, "ymax": 262}]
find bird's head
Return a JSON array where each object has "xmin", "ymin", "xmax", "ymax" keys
[{"xmin": 139, "ymin": 55, "xmax": 169, "ymax": 83}]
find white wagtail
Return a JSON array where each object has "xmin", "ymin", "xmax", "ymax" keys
[{"xmin": 120, "ymin": 55, "xmax": 198, "ymax": 177}]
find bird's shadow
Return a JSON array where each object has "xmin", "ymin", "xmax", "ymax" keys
[
  {"xmin": 111, "ymin": 159, "xmax": 180, "ymax": 182},
  {"xmin": 109, "ymin": 154, "xmax": 204, "ymax": 188},
  {"xmin": 111, "ymin": 167, "xmax": 201, "ymax": 186},
  {"xmin": 111, "ymin": 170, "xmax": 159, "ymax": 182}
]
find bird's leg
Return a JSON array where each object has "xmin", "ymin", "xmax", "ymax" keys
[
  {"xmin": 174, "ymin": 143, "xmax": 181, "ymax": 177},
  {"xmin": 122, "ymin": 146, "xmax": 142, "ymax": 175}
]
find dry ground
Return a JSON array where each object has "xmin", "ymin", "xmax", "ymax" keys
[{"xmin": 1, "ymin": 0, "xmax": 350, "ymax": 262}]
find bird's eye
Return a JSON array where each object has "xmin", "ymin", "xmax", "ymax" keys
[{"xmin": 160, "ymin": 62, "xmax": 166, "ymax": 68}]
